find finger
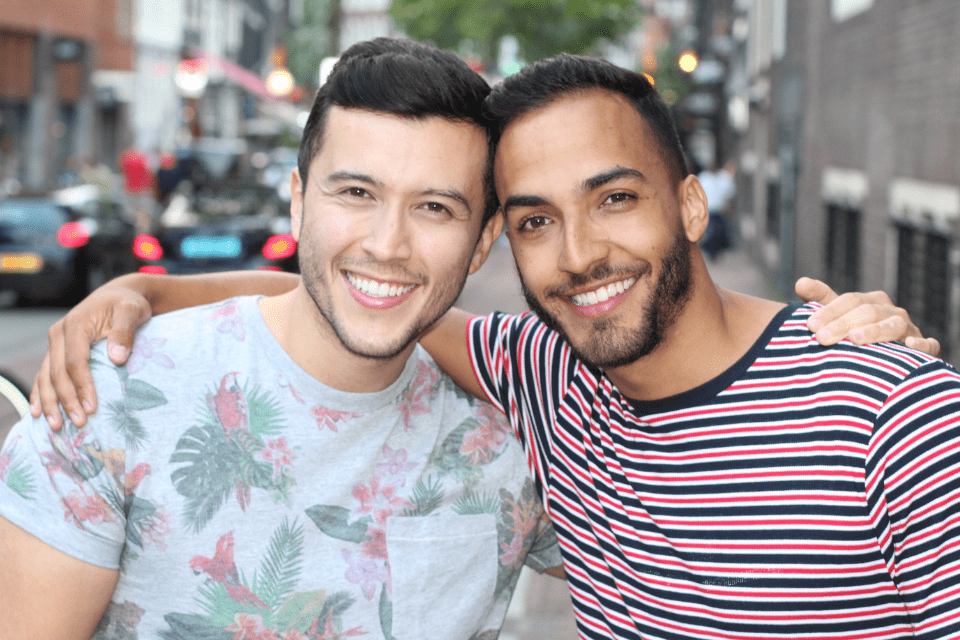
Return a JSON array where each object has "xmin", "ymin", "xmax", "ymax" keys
[
  {"xmin": 29, "ymin": 360, "xmax": 45, "ymax": 418},
  {"xmin": 47, "ymin": 322, "xmax": 87, "ymax": 429},
  {"xmin": 905, "ymin": 336, "xmax": 942, "ymax": 357},
  {"xmin": 795, "ymin": 277, "xmax": 838, "ymax": 306},
  {"xmin": 844, "ymin": 315, "xmax": 909, "ymax": 346},
  {"xmin": 105, "ymin": 300, "xmax": 148, "ymax": 366},
  {"xmin": 33, "ymin": 354, "xmax": 64, "ymax": 430},
  {"xmin": 806, "ymin": 292, "xmax": 875, "ymax": 339}
]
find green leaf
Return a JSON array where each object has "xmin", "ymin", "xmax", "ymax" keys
[
  {"xmin": 124, "ymin": 378, "xmax": 167, "ymax": 410},
  {"xmin": 170, "ymin": 423, "xmax": 236, "ymax": 532},
  {"xmin": 254, "ymin": 518, "xmax": 306, "ymax": 610},
  {"xmin": 402, "ymin": 475, "xmax": 444, "ymax": 516},
  {"xmin": 159, "ymin": 613, "xmax": 233, "ymax": 640},
  {"xmin": 379, "ymin": 582, "xmax": 394, "ymax": 640},
  {"xmin": 453, "ymin": 488, "xmax": 500, "ymax": 516},
  {"xmin": 5, "ymin": 463, "xmax": 36, "ymax": 499},
  {"xmin": 124, "ymin": 495, "xmax": 158, "ymax": 549},
  {"xmin": 276, "ymin": 589, "xmax": 326, "ymax": 633},
  {"xmin": 106, "ymin": 399, "xmax": 147, "ymax": 450},
  {"xmin": 305, "ymin": 505, "xmax": 371, "ymax": 544}
]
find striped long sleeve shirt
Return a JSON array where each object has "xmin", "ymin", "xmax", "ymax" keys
[{"xmin": 468, "ymin": 303, "xmax": 960, "ymax": 639}]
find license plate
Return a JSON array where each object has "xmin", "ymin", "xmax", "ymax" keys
[
  {"xmin": 0, "ymin": 253, "xmax": 43, "ymax": 273},
  {"xmin": 180, "ymin": 236, "xmax": 242, "ymax": 259}
]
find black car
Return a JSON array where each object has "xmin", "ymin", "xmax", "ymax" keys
[
  {"xmin": 135, "ymin": 182, "xmax": 298, "ymax": 275},
  {"xmin": 0, "ymin": 191, "xmax": 139, "ymax": 305}
]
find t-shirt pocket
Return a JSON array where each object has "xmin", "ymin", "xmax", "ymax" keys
[{"xmin": 387, "ymin": 513, "xmax": 498, "ymax": 640}]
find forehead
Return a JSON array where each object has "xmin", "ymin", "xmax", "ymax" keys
[
  {"xmin": 313, "ymin": 106, "xmax": 488, "ymax": 199},
  {"xmin": 494, "ymin": 90, "xmax": 667, "ymax": 198}
]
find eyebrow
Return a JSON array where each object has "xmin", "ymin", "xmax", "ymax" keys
[
  {"xmin": 501, "ymin": 166, "xmax": 648, "ymax": 216},
  {"xmin": 325, "ymin": 172, "xmax": 473, "ymax": 214},
  {"xmin": 582, "ymin": 166, "xmax": 648, "ymax": 192}
]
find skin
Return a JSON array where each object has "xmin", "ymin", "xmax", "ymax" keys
[
  {"xmin": 2, "ymin": 107, "xmax": 564, "ymax": 639},
  {"xmin": 491, "ymin": 90, "xmax": 784, "ymax": 399}
]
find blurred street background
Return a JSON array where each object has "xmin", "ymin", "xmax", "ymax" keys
[{"xmin": 2, "ymin": 0, "xmax": 960, "ymax": 636}]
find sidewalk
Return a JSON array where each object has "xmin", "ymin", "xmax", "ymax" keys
[{"xmin": 460, "ymin": 240, "xmax": 774, "ymax": 639}]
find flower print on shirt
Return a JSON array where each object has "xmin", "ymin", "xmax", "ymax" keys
[
  {"xmin": 255, "ymin": 436, "xmax": 295, "ymax": 482},
  {"xmin": 459, "ymin": 406, "xmax": 510, "ymax": 465},
  {"xmin": 310, "ymin": 405, "xmax": 361, "ymax": 433},
  {"xmin": 374, "ymin": 444, "xmax": 418, "ymax": 485},
  {"xmin": 62, "ymin": 489, "xmax": 117, "ymax": 528},
  {"xmin": 126, "ymin": 336, "xmax": 175, "ymax": 375},
  {"xmin": 342, "ymin": 548, "xmax": 390, "ymax": 600},
  {"xmin": 398, "ymin": 359, "xmax": 440, "ymax": 430},
  {"xmin": 206, "ymin": 300, "xmax": 246, "ymax": 341}
]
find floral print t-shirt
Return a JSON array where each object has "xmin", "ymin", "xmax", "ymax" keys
[{"xmin": 0, "ymin": 296, "xmax": 560, "ymax": 640}]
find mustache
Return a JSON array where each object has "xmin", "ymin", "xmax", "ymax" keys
[
  {"xmin": 546, "ymin": 262, "xmax": 651, "ymax": 298},
  {"xmin": 336, "ymin": 258, "xmax": 426, "ymax": 285}
]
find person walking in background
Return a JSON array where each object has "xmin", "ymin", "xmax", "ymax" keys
[{"xmin": 697, "ymin": 159, "xmax": 736, "ymax": 259}]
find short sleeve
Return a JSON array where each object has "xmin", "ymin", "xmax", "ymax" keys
[
  {"xmin": 866, "ymin": 360, "xmax": 960, "ymax": 635},
  {"xmin": 0, "ymin": 360, "xmax": 128, "ymax": 569}
]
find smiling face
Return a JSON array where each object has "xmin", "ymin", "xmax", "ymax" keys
[
  {"xmin": 496, "ymin": 90, "xmax": 697, "ymax": 368},
  {"xmin": 290, "ymin": 106, "xmax": 496, "ymax": 361}
]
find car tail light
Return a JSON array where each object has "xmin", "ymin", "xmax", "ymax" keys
[
  {"xmin": 262, "ymin": 234, "xmax": 296, "ymax": 260},
  {"xmin": 257, "ymin": 266, "xmax": 283, "ymax": 271},
  {"xmin": 139, "ymin": 265, "xmax": 167, "ymax": 274},
  {"xmin": 57, "ymin": 222, "xmax": 91, "ymax": 248},
  {"xmin": 134, "ymin": 235, "xmax": 163, "ymax": 261}
]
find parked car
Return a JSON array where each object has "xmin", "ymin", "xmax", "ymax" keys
[
  {"xmin": 0, "ymin": 188, "xmax": 139, "ymax": 305},
  {"xmin": 135, "ymin": 182, "xmax": 298, "ymax": 275}
]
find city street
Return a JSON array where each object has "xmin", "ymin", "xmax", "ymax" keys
[{"xmin": 0, "ymin": 237, "xmax": 772, "ymax": 640}]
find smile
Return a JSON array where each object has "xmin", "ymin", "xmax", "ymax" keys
[
  {"xmin": 570, "ymin": 277, "xmax": 637, "ymax": 307},
  {"xmin": 345, "ymin": 272, "xmax": 417, "ymax": 299}
]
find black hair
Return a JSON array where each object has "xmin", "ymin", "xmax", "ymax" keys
[
  {"xmin": 483, "ymin": 53, "xmax": 688, "ymax": 188},
  {"xmin": 297, "ymin": 38, "xmax": 498, "ymax": 225}
]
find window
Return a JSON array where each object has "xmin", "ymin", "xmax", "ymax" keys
[
  {"xmin": 896, "ymin": 224, "xmax": 950, "ymax": 343},
  {"xmin": 825, "ymin": 204, "xmax": 860, "ymax": 293}
]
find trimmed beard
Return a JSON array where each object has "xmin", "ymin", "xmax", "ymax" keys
[{"xmin": 520, "ymin": 225, "xmax": 692, "ymax": 369}]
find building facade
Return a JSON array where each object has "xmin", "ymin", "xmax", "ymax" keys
[{"xmin": 733, "ymin": 0, "xmax": 960, "ymax": 362}]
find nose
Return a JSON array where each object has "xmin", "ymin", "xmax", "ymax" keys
[
  {"xmin": 360, "ymin": 204, "xmax": 412, "ymax": 262},
  {"xmin": 557, "ymin": 214, "xmax": 609, "ymax": 276}
]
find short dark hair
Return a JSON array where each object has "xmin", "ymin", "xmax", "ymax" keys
[
  {"xmin": 483, "ymin": 53, "xmax": 688, "ymax": 189},
  {"xmin": 298, "ymin": 38, "xmax": 498, "ymax": 225}
]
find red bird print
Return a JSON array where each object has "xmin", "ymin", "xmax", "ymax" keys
[
  {"xmin": 189, "ymin": 532, "xmax": 268, "ymax": 610},
  {"xmin": 206, "ymin": 372, "xmax": 253, "ymax": 510},
  {"xmin": 207, "ymin": 372, "xmax": 249, "ymax": 436},
  {"xmin": 125, "ymin": 462, "xmax": 151, "ymax": 494}
]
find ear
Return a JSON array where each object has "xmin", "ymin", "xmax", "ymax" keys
[
  {"xmin": 289, "ymin": 167, "xmax": 304, "ymax": 242},
  {"xmin": 678, "ymin": 174, "xmax": 709, "ymax": 242},
  {"xmin": 468, "ymin": 212, "xmax": 504, "ymax": 275}
]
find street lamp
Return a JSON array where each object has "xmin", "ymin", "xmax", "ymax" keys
[{"xmin": 678, "ymin": 50, "xmax": 699, "ymax": 74}]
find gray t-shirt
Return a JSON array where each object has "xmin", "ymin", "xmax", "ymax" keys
[{"xmin": 0, "ymin": 296, "xmax": 560, "ymax": 639}]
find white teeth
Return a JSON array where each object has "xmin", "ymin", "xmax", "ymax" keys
[
  {"xmin": 571, "ymin": 277, "xmax": 637, "ymax": 307},
  {"xmin": 346, "ymin": 272, "xmax": 416, "ymax": 298}
]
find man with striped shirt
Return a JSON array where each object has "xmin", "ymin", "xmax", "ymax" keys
[
  {"xmin": 30, "ymin": 52, "xmax": 952, "ymax": 639},
  {"xmin": 443, "ymin": 55, "xmax": 960, "ymax": 638}
]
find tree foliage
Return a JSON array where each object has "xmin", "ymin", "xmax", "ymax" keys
[{"xmin": 389, "ymin": 0, "xmax": 642, "ymax": 69}]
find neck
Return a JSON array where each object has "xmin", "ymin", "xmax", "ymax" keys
[
  {"xmin": 258, "ymin": 283, "xmax": 413, "ymax": 393},
  {"xmin": 604, "ymin": 253, "xmax": 785, "ymax": 401}
]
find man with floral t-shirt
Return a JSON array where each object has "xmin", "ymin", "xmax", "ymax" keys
[{"xmin": 0, "ymin": 38, "xmax": 560, "ymax": 640}]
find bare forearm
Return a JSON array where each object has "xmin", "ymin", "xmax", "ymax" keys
[{"xmin": 121, "ymin": 270, "xmax": 299, "ymax": 315}]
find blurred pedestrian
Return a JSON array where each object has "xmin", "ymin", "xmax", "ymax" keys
[
  {"xmin": 697, "ymin": 160, "xmax": 736, "ymax": 259},
  {"xmin": 119, "ymin": 147, "xmax": 156, "ymax": 233}
]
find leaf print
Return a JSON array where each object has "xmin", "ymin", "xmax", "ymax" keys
[
  {"xmin": 158, "ymin": 613, "xmax": 227, "ymax": 640},
  {"xmin": 378, "ymin": 584, "xmax": 393, "ymax": 640},
  {"xmin": 170, "ymin": 423, "xmax": 236, "ymax": 532},
  {"xmin": 305, "ymin": 505, "xmax": 372, "ymax": 544},
  {"xmin": 401, "ymin": 475, "xmax": 443, "ymax": 516},
  {"xmin": 452, "ymin": 489, "xmax": 500, "ymax": 516},
  {"xmin": 275, "ymin": 589, "xmax": 326, "ymax": 635},
  {"xmin": 251, "ymin": 518, "xmax": 305, "ymax": 612},
  {"xmin": 124, "ymin": 378, "xmax": 168, "ymax": 410},
  {"xmin": 427, "ymin": 418, "xmax": 492, "ymax": 486},
  {"xmin": 0, "ymin": 436, "xmax": 36, "ymax": 500},
  {"xmin": 105, "ymin": 399, "xmax": 148, "ymax": 450}
]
